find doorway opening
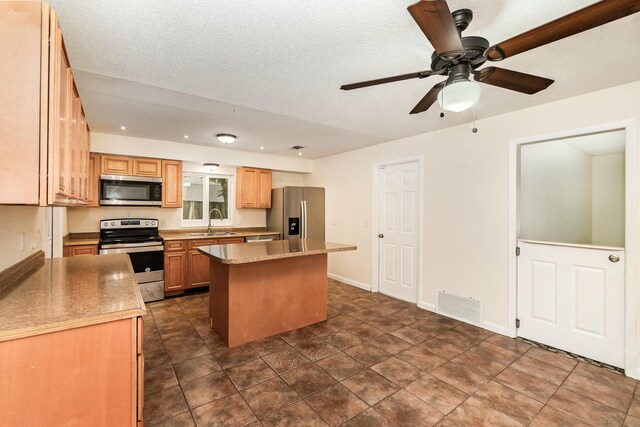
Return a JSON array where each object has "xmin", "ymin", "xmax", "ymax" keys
[{"xmin": 509, "ymin": 120, "xmax": 637, "ymax": 375}]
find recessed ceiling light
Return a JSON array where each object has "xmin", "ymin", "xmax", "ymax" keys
[
  {"xmin": 120, "ymin": 126, "xmax": 127, "ymax": 131},
  {"xmin": 216, "ymin": 133, "xmax": 236, "ymax": 144},
  {"xmin": 183, "ymin": 135, "xmax": 189, "ymax": 139},
  {"xmin": 298, "ymin": 152, "xmax": 302, "ymax": 156},
  {"xmin": 260, "ymin": 146, "xmax": 264, "ymax": 150},
  {"xmin": 203, "ymin": 163, "xmax": 219, "ymax": 172}
]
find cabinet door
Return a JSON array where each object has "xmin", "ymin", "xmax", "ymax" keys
[
  {"xmin": 101, "ymin": 155, "xmax": 132, "ymax": 176},
  {"xmin": 79, "ymin": 119, "xmax": 90, "ymax": 202},
  {"xmin": 69, "ymin": 87, "xmax": 80, "ymax": 199},
  {"xmin": 161, "ymin": 160, "xmax": 182, "ymax": 208},
  {"xmin": 188, "ymin": 250, "xmax": 213, "ymax": 288},
  {"xmin": 0, "ymin": 1, "xmax": 42, "ymax": 204},
  {"xmin": 49, "ymin": 18, "xmax": 72, "ymax": 203},
  {"xmin": 87, "ymin": 152, "xmax": 100, "ymax": 207},
  {"xmin": 257, "ymin": 169, "xmax": 272, "ymax": 208},
  {"xmin": 133, "ymin": 158, "xmax": 162, "ymax": 178},
  {"xmin": 164, "ymin": 251, "xmax": 187, "ymax": 291},
  {"xmin": 236, "ymin": 168, "xmax": 257, "ymax": 208}
]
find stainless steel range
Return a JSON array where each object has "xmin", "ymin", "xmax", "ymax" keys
[{"xmin": 99, "ymin": 218, "xmax": 164, "ymax": 302}]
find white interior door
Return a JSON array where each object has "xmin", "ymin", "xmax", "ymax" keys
[
  {"xmin": 379, "ymin": 162, "xmax": 419, "ymax": 303},
  {"xmin": 517, "ymin": 240, "xmax": 625, "ymax": 367}
]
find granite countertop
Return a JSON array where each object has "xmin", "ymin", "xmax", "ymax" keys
[
  {"xmin": 0, "ymin": 254, "xmax": 146, "ymax": 342},
  {"xmin": 160, "ymin": 229, "xmax": 280, "ymax": 241},
  {"xmin": 197, "ymin": 239, "xmax": 357, "ymax": 264}
]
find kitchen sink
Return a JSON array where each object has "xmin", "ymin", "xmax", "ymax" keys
[{"xmin": 186, "ymin": 232, "xmax": 237, "ymax": 237}]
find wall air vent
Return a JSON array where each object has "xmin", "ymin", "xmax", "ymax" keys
[{"xmin": 437, "ymin": 290, "xmax": 482, "ymax": 325}]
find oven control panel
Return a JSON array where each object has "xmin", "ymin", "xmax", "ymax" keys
[{"xmin": 100, "ymin": 218, "xmax": 158, "ymax": 229}]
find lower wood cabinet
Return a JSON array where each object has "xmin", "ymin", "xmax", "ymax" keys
[
  {"xmin": 0, "ymin": 316, "xmax": 144, "ymax": 426},
  {"xmin": 164, "ymin": 237, "xmax": 245, "ymax": 292},
  {"xmin": 63, "ymin": 244, "xmax": 98, "ymax": 257},
  {"xmin": 164, "ymin": 251, "xmax": 187, "ymax": 292}
]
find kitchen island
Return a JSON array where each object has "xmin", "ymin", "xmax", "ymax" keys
[{"xmin": 198, "ymin": 239, "xmax": 356, "ymax": 347}]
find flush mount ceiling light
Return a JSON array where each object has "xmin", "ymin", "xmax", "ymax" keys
[
  {"xmin": 216, "ymin": 134, "xmax": 236, "ymax": 144},
  {"xmin": 120, "ymin": 126, "xmax": 127, "ymax": 131},
  {"xmin": 203, "ymin": 163, "xmax": 219, "ymax": 173},
  {"xmin": 436, "ymin": 64, "xmax": 481, "ymax": 112}
]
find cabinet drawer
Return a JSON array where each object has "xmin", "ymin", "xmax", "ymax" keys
[
  {"xmin": 189, "ymin": 239, "xmax": 218, "ymax": 249},
  {"xmin": 218, "ymin": 237, "xmax": 245, "ymax": 244},
  {"xmin": 164, "ymin": 240, "xmax": 186, "ymax": 252},
  {"xmin": 65, "ymin": 244, "xmax": 98, "ymax": 257}
]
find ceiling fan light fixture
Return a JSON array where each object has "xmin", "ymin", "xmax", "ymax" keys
[
  {"xmin": 437, "ymin": 79, "xmax": 481, "ymax": 112},
  {"xmin": 216, "ymin": 133, "xmax": 236, "ymax": 144}
]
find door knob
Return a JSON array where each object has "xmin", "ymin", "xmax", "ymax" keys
[
  {"xmin": 378, "ymin": 234, "xmax": 384, "ymax": 238},
  {"xmin": 609, "ymin": 254, "xmax": 620, "ymax": 263}
]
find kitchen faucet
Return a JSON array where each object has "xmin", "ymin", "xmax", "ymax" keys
[{"xmin": 208, "ymin": 208, "xmax": 224, "ymax": 234}]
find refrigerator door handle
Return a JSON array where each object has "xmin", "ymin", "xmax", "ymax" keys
[
  {"xmin": 300, "ymin": 200, "xmax": 305, "ymax": 239},
  {"xmin": 304, "ymin": 200, "xmax": 308, "ymax": 239}
]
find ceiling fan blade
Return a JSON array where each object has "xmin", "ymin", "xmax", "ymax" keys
[
  {"xmin": 410, "ymin": 82, "xmax": 445, "ymax": 114},
  {"xmin": 341, "ymin": 71, "xmax": 431, "ymax": 91},
  {"xmin": 408, "ymin": 0, "xmax": 464, "ymax": 60},
  {"xmin": 475, "ymin": 67, "xmax": 554, "ymax": 94},
  {"xmin": 487, "ymin": 0, "xmax": 640, "ymax": 61}
]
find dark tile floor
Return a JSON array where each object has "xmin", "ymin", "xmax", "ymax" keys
[{"xmin": 143, "ymin": 279, "xmax": 640, "ymax": 426}]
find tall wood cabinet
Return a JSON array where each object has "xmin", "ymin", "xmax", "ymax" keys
[
  {"xmin": 236, "ymin": 167, "xmax": 272, "ymax": 209},
  {"xmin": 162, "ymin": 160, "xmax": 183, "ymax": 208},
  {"xmin": 0, "ymin": 2, "xmax": 90, "ymax": 206}
]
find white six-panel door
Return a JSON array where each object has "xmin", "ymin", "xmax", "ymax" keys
[
  {"xmin": 379, "ymin": 162, "xmax": 419, "ymax": 302},
  {"xmin": 517, "ymin": 240, "xmax": 625, "ymax": 367}
]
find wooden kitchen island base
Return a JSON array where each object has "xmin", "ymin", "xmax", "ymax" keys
[{"xmin": 210, "ymin": 254, "xmax": 328, "ymax": 347}]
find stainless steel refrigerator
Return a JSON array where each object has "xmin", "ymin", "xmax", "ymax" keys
[{"xmin": 267, "ymin": 187, "xmax": 325, "ymax": 240}]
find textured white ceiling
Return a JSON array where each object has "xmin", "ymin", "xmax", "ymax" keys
[{"xmin": 49, "ymin": 0, "xmax": 640, "ymax": 158}]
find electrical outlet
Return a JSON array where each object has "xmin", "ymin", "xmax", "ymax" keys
[
  {"xmin": 126, "ymin": 211, "xmax": 132, "ymax": 218},
  {"xmin": 20, "ymin": 233, "xmax": 25, "ymax": 251},
  {"xmin": 161, "ymin": 219, "xmax": 166, "ymax": 226}
]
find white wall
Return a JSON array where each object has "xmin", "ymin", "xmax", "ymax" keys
[
  {"xmin": 592, "ymin": 153, "xmax": 625, "ymax": 247},
  {"xmin": 0, "ymin": 206, "xmax": 47, "ymax": 271},
  {"xmin": 519, "ymin": 141, "xmax": 593, "ymax": 244},
  {"xmin": 305, "ymin": 80, "xmax": 640, "ymax": 332}
]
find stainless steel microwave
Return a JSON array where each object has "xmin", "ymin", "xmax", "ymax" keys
[{"xmin": 100, "ymin": 175, "xmax": 162, "ymax": 206}]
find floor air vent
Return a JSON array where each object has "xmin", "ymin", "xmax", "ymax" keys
[{"xmin": 437, "ymin": 291, "xmax": 482, "ymax": 325}]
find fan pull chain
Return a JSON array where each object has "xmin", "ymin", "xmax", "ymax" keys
[{"xmin": 472, "ymin": 105, "xmax": 478, "ymax": 133}]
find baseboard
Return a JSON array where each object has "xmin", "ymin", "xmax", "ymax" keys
[
  {"xmin": 327, "ymin": 273, "xmax": 371, "ymax": 291},
  {"xmin": 417, "ymin": 301, "xmax": 436, "ymax": 312},
  {"xmin": 482, "ymin": 321, "xmax": 510, "ymax": 336},
  {"xmin": 625, "ymin": 367, "xmax": 640, "ymax": 380}
]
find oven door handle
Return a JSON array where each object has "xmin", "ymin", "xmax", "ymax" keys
[
  {"xmin": 100, "ymin": 242, "xmax": 163, "ymax": 249},
  {"xmin": 100, "ymin": 246, "xmax": 165, "ymax": 255}
]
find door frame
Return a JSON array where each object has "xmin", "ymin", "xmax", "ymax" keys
[
  {"xmin": 371, "ymin": 156, "xmax": 424, "ymax": 304},
  {"xmin": 508, "ymin": 119, "xmax": 638, "ymax": 377}
]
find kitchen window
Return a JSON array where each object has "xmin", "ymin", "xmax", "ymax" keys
[{"xmin": 182, "ymin": 173, "xmax": 233, "ymax": 227}]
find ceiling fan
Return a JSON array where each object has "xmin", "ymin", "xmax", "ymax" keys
[{"xmin": 340, "ymin": 0, "xmax": 640, "ymax": 114}]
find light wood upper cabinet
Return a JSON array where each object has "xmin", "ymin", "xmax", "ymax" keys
[
  {"xmin": 101, "ymin": 154, "xmax": 133, "ymax": 176},
  {"xmin": 162, "ymin": 160, "xmax": 182, "ymax": 208},
  {"xmin": 87, "ymin": 152, "xmax": 101, "ymax": 207},
  {"xmin": 0, "ymin": 3, "xmax": 91, "ymax": 206},
  {"xmin": 133, "ymin": 158, "xmax": 162, "ymax": 178},
  {"xmin": 236, "ymin": 167, "xmax": 272, "ymax": 209}
]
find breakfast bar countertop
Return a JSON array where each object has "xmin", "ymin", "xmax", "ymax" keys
[
  {"xmin": 0, "ymin": 254, "xmax": 146, "ymax": 342},
  {"xmin": 197, "ymin": 238, "xmax": 357, "ymax": 264}
]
